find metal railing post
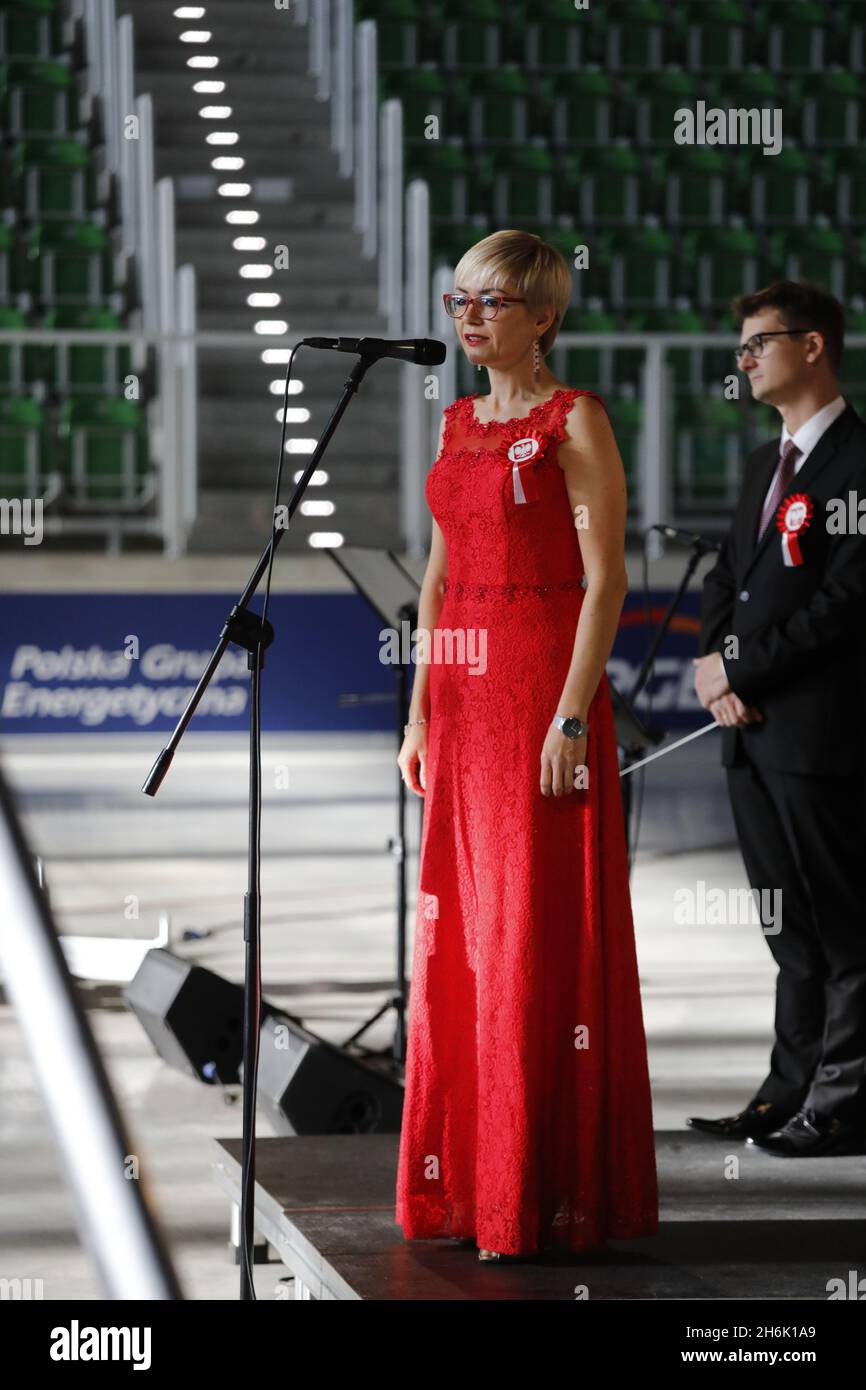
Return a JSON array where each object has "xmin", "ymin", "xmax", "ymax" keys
[
  {"xmin": 333, "ymin": 0, "xmax": 353, "ymax": 176},
  {"xmin": 401, "ymin": 179, "xmax": 431, "ymax": 557},
  {"xmin": 379, "ymin": 100, "xmax": 404, "ymax": 330},
  {"xmin": 155, "ymin": 179, "xmax": 182, "ymax": 557},
  {"xmin": 355, "ymin": 20, "xmax": 377, "ymax": 258},
  {"xmin": 177, "ymin": 265, "xmax": 199, "ymax": 541}
]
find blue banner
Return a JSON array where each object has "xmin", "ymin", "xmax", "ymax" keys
[{"xmin": 0, "ymin": 590, "xmax": 704, "ymax": 735}]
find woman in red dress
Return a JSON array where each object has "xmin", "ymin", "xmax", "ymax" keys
[{"xmin": 395, "ymin": 230, "xmax": 658, "ymax": 1261}]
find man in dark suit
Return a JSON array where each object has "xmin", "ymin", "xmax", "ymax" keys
[{"xmin": 689, "ymin": 279, "xmax": 866, "ymax": 1156}]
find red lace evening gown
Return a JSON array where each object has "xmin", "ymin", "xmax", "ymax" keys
[{"xmin": 394, "ymin": 386, "xmax": 659, "ymax": 1255}]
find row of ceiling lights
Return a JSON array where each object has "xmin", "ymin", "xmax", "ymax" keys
[{"xmin": 173, "ymin": 6, "xmax": 342, "ymax": 546}]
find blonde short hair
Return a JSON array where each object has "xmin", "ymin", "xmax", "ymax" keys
[{"xmin": 452, "ymin": 229, "xmax": 573, "ymax": 357}]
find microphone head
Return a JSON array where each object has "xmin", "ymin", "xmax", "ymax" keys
[{"xmin": 414, "ymin": 339, "xmax": 447, "ymax": 366}]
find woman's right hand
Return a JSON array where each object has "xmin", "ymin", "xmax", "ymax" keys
[{"xmin": 398, "ymin": 723, "xmax": 428, "ymax": 796}]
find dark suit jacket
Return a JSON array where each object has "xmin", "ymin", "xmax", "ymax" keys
[{"xmin": 699, "ymin": 401, "xmax": 866, "ymax": 775}]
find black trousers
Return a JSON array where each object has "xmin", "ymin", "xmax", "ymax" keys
[{"xmin": 726, "ymin": 751, "xmax": 866, "ymax": 1125}]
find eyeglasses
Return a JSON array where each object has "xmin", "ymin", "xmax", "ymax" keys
[
  {"xmin": 734, "ymin": 329, "xmax": 815, "ymax": 364},
  {"xmin": 442, "ymin": 292, "xmax": 526, "ymax": 320}
]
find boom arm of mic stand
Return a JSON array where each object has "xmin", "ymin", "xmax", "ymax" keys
[
  {"xmin": 628, "ymin": 543, "xmax": 706, "ymax": 706},
  {"xmin": 141, "ymin": 354, "xmax": 375, "ymax": 796}
]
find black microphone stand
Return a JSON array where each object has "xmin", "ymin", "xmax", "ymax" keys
[
  {"xmin": 141, "ymin": 352, "xmax": 377, "ymax": 1300},
  {"xmin": 619, "ymin": 528, "xmax": 719, "ymax": 868}
]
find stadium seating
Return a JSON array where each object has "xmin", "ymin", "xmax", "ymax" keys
[
  {"xmin": 0, "ymin": 0, "xmax": 154, "ymax": 519},
  {"xmin": 363, "ymin": 0, "xmax": 866, "ymax": 514}
]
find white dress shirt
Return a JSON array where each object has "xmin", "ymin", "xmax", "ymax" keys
[{"xmin": 760, "ymin": 394, "xmax": 847, "ymax": 512}]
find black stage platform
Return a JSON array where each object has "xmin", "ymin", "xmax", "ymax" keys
[{"xmin": 210, "ymin": 1132, "xmax": 866, "ymax": 1300}]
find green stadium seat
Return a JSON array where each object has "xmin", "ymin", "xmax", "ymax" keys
[
  {"xmin": 824, "ymin": 148, "xmax": 866, "ymax": 225},
  {"xmin": 379, "ymin": 66, "xmax": 450, "ymax": 144},
  {"xmin": 12, "ymin": 136, "xmax": 94, "ymax": 219},
  {"xmin": 361, "ymin": 0, "xmax": 420, "ymax": 68},
  {"xmin": 0, "ymin": 304, "xmax": 27, "ymax": 391},
  {"xmin": 0, "ymin": 393, "xmax": 48, "ymax": 497},
  {"xmin": 42, "ymin": 307, "xmax": 131, "ymax": 395},
  {"xmin": 524, "ymin": 0, "xmax": 594, "ymax": 74},
  {"xmin": 768, "ymin": 226, "xmax": 847, "ymax": 299},
  {"xmin": 765, "ymin": 1, "xmax": 827, "ymax": 72},
  {"xmin": 611, "ymin": 226, "xmax": 675, "ymax": 309},
  {"xmin": 604, "ymin": 391, "xmax": 641, "ymax": 487},
  {"xmin": 441, "ymin": 0, "xmax": 502, "ymax": 71},
  {"xmin": 0, "ymin": 57, "xmax": 75, "ymax": 138},
  {"xmin": 802, "ymin": 71, "xmax": 862, "ymax": 146},
  {"xmin": 568, "ymin": 145, "xmax": 643, "ymax": 225},
  {"xmin": 749, "ymin": 146, "xmax": 813, "ymax": 225},
  {"xmin": 841, "ymin": 306, "xmax": 866, "ymax": 397},
  {"xmin": 58, "ymin": 396, "xmax": 152, "ymax": 508},
  {"xmin": 468, "ymin": 67, "xmax": 530, "ymax": 144},
  {"xmin": 0, "ymin": 0, "xmax": 61, "ymax": 64},
  {"xmin": 561, "ymin": 305, "xmax": 619, "ymax": 393},
  {"xmin": 492, "ymin": 144, "xmax": 554, "ymax": 223},
  {"xmin": 0, "ymin": 219, "xmax": 12, "ymax": 301},
  {"xmin": 658, "ymin": 147, "xmax": 728, "ymax": 226},
  {"xmin": 692, "ymin": 226, "xmax": 763, "ymax": 311},
  {"xmin": 634, "ymin": 69, "xmax": 699, "ymax": 146},
  {"xmin": 25, "ymin": 221, "xmax": 111, "ymax": 307},
  {"xmin": 550, "ymin": 69, "xmax": 615, "ymax": 148},
  {"xmin": 675, "ymin": 396, "xmax": 745, "ymax": 508},
  {"xmin": 605, "ymin": 1, "xmax": 683, "ymax": 72},
  {"xmin": 404, "ymin": 142, "xmax": 470, "ymax": 222},
  {"xmin": 682, "ymin": 0, "xmax": 747, "ymax": 72}
]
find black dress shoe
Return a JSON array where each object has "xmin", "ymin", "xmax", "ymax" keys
[
  {"xmin": 748, "ymin": 1106, "xmax": 866, "ymax": 1157},
  {"xmin": 687, "ymin": 1099, "xmax": 792, "ymax": 1140}
]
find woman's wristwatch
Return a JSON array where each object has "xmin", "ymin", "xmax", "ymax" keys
[{"xmin": 554, "ymin": 714, "xmax": 589, "ymax": 738}]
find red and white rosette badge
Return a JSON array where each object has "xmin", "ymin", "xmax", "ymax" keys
[
  {"xmin": 507, "ymin": 432, "xmax": 544, "ymax": 504},
  {"xmin": 775, "ymin": 491, "xmax": 813, "ymax": 567}
]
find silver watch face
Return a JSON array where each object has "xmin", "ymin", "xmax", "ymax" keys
[{"xmin": 560, "ymin": 717, "xmax": 585, "ymax": 738}]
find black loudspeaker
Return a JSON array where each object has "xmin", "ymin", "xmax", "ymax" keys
[
  {"xmin": 255, "ymin": 1009, "xmax": 404, "ymax": 1136},
  {"xmin": 124, "ymin": 948, "xmax": 244, "ymax": 1084},
  {"xmin": 124, "ymin": 949, "xmax": 405, "ymax": 1135}
]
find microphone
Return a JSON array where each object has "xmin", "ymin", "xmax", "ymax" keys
[
  {"xmin": 650, "ymin": 524, "xmax": 721, "ymax": 554},
  {"xmin": 301, "ymin": 336, "xmax": 446, "ymax": 366}
]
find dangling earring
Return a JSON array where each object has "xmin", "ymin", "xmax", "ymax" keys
[{"xmin": 533, "ymin": 338, "xmax": 541, "ymax": 376}]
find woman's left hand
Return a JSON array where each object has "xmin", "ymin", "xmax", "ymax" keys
[{"xmin": 540, "ymin": 724, "xmax": 588, "ymax": 796}]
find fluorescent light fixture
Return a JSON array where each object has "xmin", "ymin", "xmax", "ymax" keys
[
  {"xmin": 275, "ymin": 408, "xmax": 311, "ymax": 423},
  {"xmin": 226, "ymin": 210, "xmax": 259, "ymax": 224},
  {"xmin": 233, "ymin": 236, "xmax": 266, "ymax": 250},
  {"xmin": 292, "ymin": 468, "xmax": 327, "ymax": 483},
  {"xmin": 186, "ymin": 55, "xmax": 218, "ymax": 68},
  {"xmin": 198, "ymin": 105, "xmax": 232, "ymax": 119},
  {"xmin": 247, "ymin": 292, "xmax": 281, "ymax": 307},
  {"xmin": 254, "ymin": 320, "xmax": 289, "ymax": 334},
  {"xmin": 308, "ymin": 533, "xmax": 344, "ymax": 548},
  {"xmin": 300, "ymin": 500, "xmax": 335, "ymax": 517},
  {"xmin": 193, "ymin": 81, "xmax": 225, "ymax": 93},
  {"xmin": 268, "ymin": 373, "xmax": 303, "ymax": 387},
  {"xmin": 283, "ymin": 439, "xmax": 317, "ymax": 452},
  {"xmin": 174, "ymin": 6, "xmax": 206, "ymax": 16},
  {"xmin": 178, "ymin": 30, "xmax": 211, "ymax": 43},
  {"xmin": 214, "ymin": 157, "xmax": 245, "ymax": 170},
  {"xmin": 217, "ymin": 182, "xmax": 251, "ymax": 197},
  {"xmin": 239, "ymin": 264, "xmax": 273, "ymax": 278},
  {"xmin": 206, "ymin": 131, "xmax": 239, "ymax": 145}
]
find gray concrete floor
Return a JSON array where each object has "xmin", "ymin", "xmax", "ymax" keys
[{"xmin": 1, "ymin": 729, "xmax": 839, "ymax": 1301}]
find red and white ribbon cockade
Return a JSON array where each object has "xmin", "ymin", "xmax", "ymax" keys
[
  {"xmin": 775, "ymin": 491, "xmax": 813, "ymax": 567},
  {"xmin": 507, "ymin": 433, "xmax": 545, "ymax": 504}
]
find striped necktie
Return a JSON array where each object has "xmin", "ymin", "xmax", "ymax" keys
[{"xmin": 757, "ymin": 438, "xmax": 801, "ymax": 542}]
